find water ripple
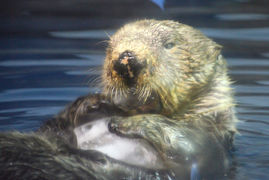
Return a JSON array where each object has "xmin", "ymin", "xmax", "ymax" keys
[
  {"xmin": 216, "ymin": 13, "xmax": 269, "ymax": 21},
  {"xmin": 199, "ymin": 27, "xmax": 269, "ymax": 41},
  {"xmin": 50, "ymin": 29, "xmax": 115, "ymax": 39},
  {"xmin": 0, "ymin": 59, "xmax": 103, "ymax": 67},
  {"xmin": 0, "ymin": 87, "xmax": 99, "ymax": 102}
]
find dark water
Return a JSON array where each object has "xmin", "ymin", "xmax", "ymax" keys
[{"xmin": 1, "ymin": 0, "xmax": 269, "ymax": 179}]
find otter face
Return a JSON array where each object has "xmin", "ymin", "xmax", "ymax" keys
[{"xmin": 102, "ymin": 20, "xmax": 223, "ymax": 113}]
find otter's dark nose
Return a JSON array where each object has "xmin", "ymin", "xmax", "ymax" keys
[{"xmin": 113, "ymin": 51, "xmax": 144, "ymax": 86}]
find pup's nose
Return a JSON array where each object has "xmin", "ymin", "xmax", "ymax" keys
[{"xmin": 113, "ymin": 51, "xmax": 143, "ymax": 86}]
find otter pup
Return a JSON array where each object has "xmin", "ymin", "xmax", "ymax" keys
[{"xmin": 0, "ymin": 19, "xmax": 237, "ymax": 180}]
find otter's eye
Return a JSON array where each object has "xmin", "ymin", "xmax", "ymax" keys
[{"xmin": 164, "ymin": 42, "xmax": 175, "ymax": 49}]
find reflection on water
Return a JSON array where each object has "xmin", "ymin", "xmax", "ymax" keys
[
  {"xmin": 50, "ymin": 30, "xmax": 115, "ymax": 39},
  {"xmin": 0, "ymin": 59, "xmax": 97, "ymax": 66},
  {"xmin": 215, "ymin": 13, "xmax": 269, "ymax": 21},
  {"xmin": 0, "ymin": 87, "xmax": 91, "ymax": 102},
  {"xmin": 200, "ymin": 27, "xmax": 269, "ymax": 41},
  {"xmin": 0, "ymin": 1, "xmax": 269, "ymax": 179}
]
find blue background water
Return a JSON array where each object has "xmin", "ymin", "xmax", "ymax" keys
[{"xmin": 0, "ymin": 0, "xmax": 269, "ymax": 179}]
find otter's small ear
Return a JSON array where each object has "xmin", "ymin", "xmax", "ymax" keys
[{"xmin": 209, "ymin": 44, "xmax": 222, "ymax": 62}]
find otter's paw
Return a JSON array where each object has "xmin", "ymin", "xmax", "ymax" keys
[
  {"xmin": 107, "ymin": 115, "xmax": 174, "ymax": 146},
  {"xmin": 108, "ymin": 116, "xmax": 142, "ymax": 138}
]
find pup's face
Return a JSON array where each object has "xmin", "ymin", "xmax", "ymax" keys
[{"xmin": 102, "ymin": 20, "xmax": 221, "ymax": 113}]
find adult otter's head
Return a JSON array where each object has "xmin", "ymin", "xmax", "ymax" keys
[{"xmin": 102, "ymin": 19, "xmax": 224, "ymax": 115}]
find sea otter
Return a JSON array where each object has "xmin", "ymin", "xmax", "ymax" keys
[{"xmin": 0, "ymin": 19, "xmax": 237, "ymax": 180}]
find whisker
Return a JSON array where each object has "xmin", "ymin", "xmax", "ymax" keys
[{"xmin": 104, "ymin": 31, "xmax": 112, "ymax": 40}]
